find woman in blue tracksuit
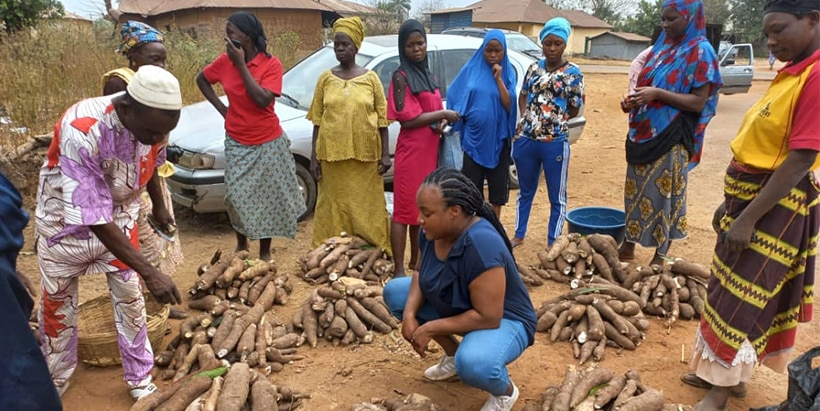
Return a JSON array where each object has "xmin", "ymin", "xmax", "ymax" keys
[{"xmin": 512, "ymin": 17, "xmax": 585, "ymax": 248}]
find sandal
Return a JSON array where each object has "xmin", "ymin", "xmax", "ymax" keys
[{"xmin": 680, "ymin": 372, "xmax": 747, "ymax": 398}]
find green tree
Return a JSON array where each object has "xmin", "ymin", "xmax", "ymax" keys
[
  {"xmin": 590, "ymin": 0, "xmax": 622, "ymax": 25},
  {"xmin": 702, "ymin": 0, "xmax": 730, "ymax": 25},
  {"xmin": 728, "ymin": 0, "xmax": 765, "ymax": 43},
  {"xmin": 0, "ymin": 0, "xmax": 63, "ymax": 34},
  {"xmin": 378, "ymin": 0, "xmax": 412, "ymax": 22},
  {"xmin": 616, "ymin": 0, "xmax": 661, "ymax": 37}
]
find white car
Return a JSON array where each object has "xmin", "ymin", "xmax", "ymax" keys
[{"xmin": 166, "ymin": 34, "xmax": 586, "ymax": 217}]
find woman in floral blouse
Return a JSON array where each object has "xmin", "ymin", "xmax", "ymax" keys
[{"xmin": 512, "ymin": 17, "xmax": 584, "ymax": 249}]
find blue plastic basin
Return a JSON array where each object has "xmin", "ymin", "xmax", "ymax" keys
[{"xmin": 566, "ymin": 206, "xmax": 626, "ymax": 244}]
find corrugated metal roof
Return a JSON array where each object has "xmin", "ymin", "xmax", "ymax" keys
[
  {"xmin": 317, "ymin": 0, "xmax": 379, "ymax": 16},
  {"xmin": 63, "ymin": 11, "xmax": 93, "ymax": 21},
  {"xmin": 429, "ymin": 6, "xmax": 472, "ymax": 15},
  {"xmin": 118, "ymin": 0, "xmax": 332, "ymax": 16},
  {"xmin": 590, "ymin": 31, "xmax": 651, "ymax": 42},
  {"xmin": 429, "ymin": 0, "xmax": 612, "ymax": 29}
]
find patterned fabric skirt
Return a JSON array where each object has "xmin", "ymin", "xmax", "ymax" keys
[
  {"xmin": 136, "ymin": 176, "xmax": 183, "ymax": 276},
  {"xmin": 623, "ymin": 144, "xmax": 688, "ymax": 248},
  {"xmin": 224, "ymin": 135, "xmax": 305, "ymax": 240},
  {"xmin": 697, "ymin": 163, "xmax": 818, "ymax": 372},
  {"xmin": 312, "ymin": 159, "xmax": 391, "ymax": 252}
]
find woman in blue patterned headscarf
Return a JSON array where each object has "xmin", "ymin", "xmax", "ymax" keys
[
  {"xmin": 100, "ymin": 20, "xmax": 184, "ymax": 319},
  {"xmin": 618, "ymin": 0, "xmax": 722, "ymax": 266},
  {"xmin": 447, "ymin": 30, "xmax": 518, "ymax": 219},
  {"xmin": 102, "ymin": 21, "xmax": 167, "ymax": 95}
]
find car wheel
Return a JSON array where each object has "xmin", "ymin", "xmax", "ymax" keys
[
  {"xmin": 294, "ymin": 161, "xmax": 316, "ymax": 221},
  {"xmin": 509, "ymin": 164, "xmax": 519, "ymax": 190}
]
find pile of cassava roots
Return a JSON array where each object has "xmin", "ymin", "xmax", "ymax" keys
[{"xmin": 297, "ymin": 235, "xmax": 394, "ymax": 285}]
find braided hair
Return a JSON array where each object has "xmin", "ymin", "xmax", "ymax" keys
[
  {"xmin": 764, "ymin": 0, "xmax": 819, "ymax": 16},
  {"xmin": 421, "ymin": 167, "xmax": 514, "ymax": 254}
]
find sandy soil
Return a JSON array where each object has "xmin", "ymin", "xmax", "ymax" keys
[{"xmin": 13, "ymin": 75, "xmax": 819, "ymax": 411}]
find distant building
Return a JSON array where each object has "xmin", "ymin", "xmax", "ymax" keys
[
  {"xmin": 53, "ymin": 11, "xmax": 94, "ymax": 31},
  {"xmin": 588, "ymin": 31, "xmax": 651, "ymax": 61},
  {"xmin": 117, "ymin": 0, "xmax": 377, "ymax": 51},
  {"xmin": 429, "ymin": 0, "xmax": 612, "ymax": 56}
]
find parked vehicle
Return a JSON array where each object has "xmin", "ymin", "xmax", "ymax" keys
[
  {"xmin": 717, "ymin": 42, "xmax": 754, "ymax": 95},
  {"xmin": 653, "ymin": 25, "xmax": 754, "ymax": 95},
  {"xmin": 441, "ymin": 27, "xmax": 543, "ymax": 59},
  {"xmin": 166, "ymin": 34, "xmax": 586, "ymax": 217}
]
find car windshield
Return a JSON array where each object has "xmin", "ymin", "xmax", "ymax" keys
[
  {"xmin": 506, "ymin": 34, "xmax": 541, "ymax": 53},
  {"xmin": 279, "ymin": 47, "xmax": 374, "ymax": 109}
]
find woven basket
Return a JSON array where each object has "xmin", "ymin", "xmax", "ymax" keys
[{"xmin": 77, "ymin": 294, "xmax": 169, "ymax": 367}]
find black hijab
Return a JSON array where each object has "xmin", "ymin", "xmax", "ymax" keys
[
  {"xmin": 228, "ymin": 11, "xmax": 270, "ymax": 57},
  {"xmin": 396, "ymin": 19, "xmax": 438, "ymax": 94},
  {"xmin": 763, "ymin": 0, "xmax": 818, "ymax": 15}
]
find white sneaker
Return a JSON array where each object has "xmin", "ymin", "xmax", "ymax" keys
[
  {"xmin": 130, "ymin": 382, "xmax": 157, "ymax": 401},
  {"xmin": 423, "ymin": 355, "xmax": 458, "ymax": 381},
  {"xmin": 480, "ymin": 382, "xmax": 519, "ymax": 411}
]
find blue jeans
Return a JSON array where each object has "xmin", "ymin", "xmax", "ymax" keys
[
  {"xmin": 511, "ymin": 137, "xmax": 570, "ymax": 245},
  {"xmin": 383, "ymin": 277, "xmax": 529, "ymax": 396}
]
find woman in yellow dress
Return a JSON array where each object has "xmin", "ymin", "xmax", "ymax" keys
[{"xmin": 306, "ymin": 17, "xmax": 392, "ymax": 251}]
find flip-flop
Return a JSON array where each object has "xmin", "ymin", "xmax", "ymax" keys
[{"xmin": 681, "ymin": 372, "xmax": 747, "ymax": 398}]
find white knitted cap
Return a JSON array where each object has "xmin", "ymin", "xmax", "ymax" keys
[{"xmin": 126, "ymin": 65, "xmax": 183, "ymax": 110}]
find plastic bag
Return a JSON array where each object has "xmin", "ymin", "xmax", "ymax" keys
[
  {"xmin": 750, "ymin": 346, "xmax": 820, "ymax": 411},
  {"xmin": 437, "ymin": 130, "xmax": 462, "ymax": 170}
]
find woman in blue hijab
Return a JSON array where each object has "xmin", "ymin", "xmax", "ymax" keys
[
  {"xmin": 448, "ymin": 30, "xmax": 518, "ymax": 219},
  {"xmin": 512, "ymin": 17, "xmax": 585, "ymax": 249}
]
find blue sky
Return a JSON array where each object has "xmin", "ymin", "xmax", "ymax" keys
[{"xmin": 59, "ymin": 0, "xmax": 478, "ymax": 18}]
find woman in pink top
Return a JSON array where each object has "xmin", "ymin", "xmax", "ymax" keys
[{"xmin": 388, "ymin": 19, "xmax": 459, "ymax": 277}]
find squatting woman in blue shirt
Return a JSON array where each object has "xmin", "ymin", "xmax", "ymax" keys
[{"xmin": 384, "ymin": 167, "xmax": 536, "ymax": 411}]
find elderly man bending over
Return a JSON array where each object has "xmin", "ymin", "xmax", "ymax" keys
[{"xmin": 35, "ymin": 65, "xmax": 183, "ymax": 401}]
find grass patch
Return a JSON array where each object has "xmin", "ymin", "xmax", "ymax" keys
[{"xmin": 0, "ymin": 20, "xmax": 305, "ymax": 147}]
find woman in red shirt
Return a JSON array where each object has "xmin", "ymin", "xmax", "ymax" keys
[{"xmin": 196, "ymin": 12, "xmax": 305, "ymax": 261}]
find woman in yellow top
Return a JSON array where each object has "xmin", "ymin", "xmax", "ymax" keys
[
  {"xmin": 682, "ymin": 1, "xmax": 820, "ymax": 410},
  {"xmin": 306, "ymin": 17, "xmax": 392, "ymax": 251},
  {"xmin": 101, "ymin": 21, "xmax": 184, "ymax": 312}
]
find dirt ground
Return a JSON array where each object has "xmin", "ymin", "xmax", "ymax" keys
[{"xmin": 13, "ymin": 74, "xmax": 819, "ymax": 411}]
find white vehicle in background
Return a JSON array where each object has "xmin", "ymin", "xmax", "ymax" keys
[
  {"xmin": 165, "ymin": 34, "xmax": 587, "ymax": 218},
  {"xmin": 718, "ymin": 41, "xmax": 755, "ymax": 95}
]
